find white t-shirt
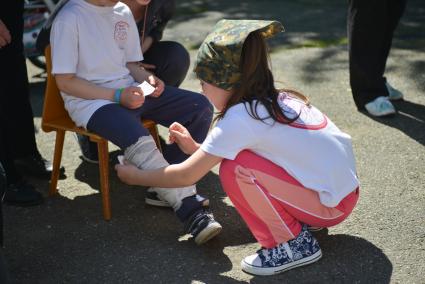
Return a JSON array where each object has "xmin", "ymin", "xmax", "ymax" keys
[
  {"xmin": 201, "ymin": 93, "xmax": 359, "ymax": 207},
  {"xmin": 50, "ymin": 0, "xmax": 143, "ymax": 128}
]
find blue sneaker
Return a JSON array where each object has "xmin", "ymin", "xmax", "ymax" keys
[
  {"xmin": 364, "ymin": 96, "xmax": 396, "ymax": 117},
  {"xmin": 184, "ymin": 210, "xmax": 222, "ymax": 245},
  {"xmin": 241, "ymin": 225, "xmax": 322, "ymax": 276},
  {"xmin": 386, "ymin": 82, "xmax": 404, "ymax": 101}
]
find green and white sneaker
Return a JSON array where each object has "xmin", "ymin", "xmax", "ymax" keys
[
  {"xmin": 386, "ymin": 82, "xmax": 404, "ymax": 101},
  {"xmin": 365, "ymin": 96, "xmax": 396, "ymax": 117}
]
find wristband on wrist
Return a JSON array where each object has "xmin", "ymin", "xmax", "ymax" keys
[{"xmin": 113, "ymin": 88, "xmax": 124, "ymax": 104}]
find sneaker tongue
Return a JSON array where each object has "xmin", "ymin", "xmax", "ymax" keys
[{"xmin": 281, "ymin": 242, "xmax": 293, "ymax": 260}]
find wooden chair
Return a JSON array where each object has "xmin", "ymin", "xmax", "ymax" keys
[{"xmin": 42, "ymin": 45, "xmax": 161, "ymax": 220}]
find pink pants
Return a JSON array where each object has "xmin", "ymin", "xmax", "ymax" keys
[{"xmin": 219, "ymin": 150, "xmax": 359, "ymax": 248}]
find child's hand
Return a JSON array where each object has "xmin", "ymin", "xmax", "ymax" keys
[
  {"xmin": 0, "ymin": 19, "xmax": 11, "ymax": 48},
  {"xmin": 168, "ymin": 122, "xmax": 199, "ymax": 155},
  {"xmin": 120, "ymin": 86, "xmax": 145, "ymax": 109},
  {"xmin": 148, "ymin": 75, "xmax": 164, "ymax": 97},
  {"xmin": 115, "ymin": 162, "xmax": 140, "ymax": 186}
]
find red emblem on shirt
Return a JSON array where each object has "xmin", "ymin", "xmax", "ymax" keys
[
  {"xmin": 278, "ymin": 93, "xmax": 327, "ymax": 130},
  {"xmin": 114, "ymin": 21, "xmax": 129, "ymax": 49}
]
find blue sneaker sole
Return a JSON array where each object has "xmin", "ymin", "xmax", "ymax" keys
[{"xmin": 194, "ymin": 221, "xmax": 222, "ymax": 245}]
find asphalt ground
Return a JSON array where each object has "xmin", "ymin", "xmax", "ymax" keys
[{"xmin": 3, "ymin": 0, "xmax": 424, "ymax": 283}]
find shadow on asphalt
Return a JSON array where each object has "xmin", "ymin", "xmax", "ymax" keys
[
  {"xmin": 363, "ymin": 100, "xmax": 425, "ymax": 146},
  {"xmin": 4, "ymin": 173, "xmax": 393, "ymax": 283},
  {"xmin": 3, "ymin": 169, "xmax": 256, "ymax": 282},
  {"xmin": 248, "ymin": 232, "xmax": 393, "ymax": 283}
]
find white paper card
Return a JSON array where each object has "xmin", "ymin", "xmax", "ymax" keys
[
  {"xmin": 117, "ymin": 155, "xmax": 124, "ymax": 165},
  {"xmin": 138, "ymin": 81, "xmax": 155, "ymax": 97}
]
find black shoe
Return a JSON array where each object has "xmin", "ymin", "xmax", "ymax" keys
[
  {"xmin": 76, "ymin": 134, "xmax": 99, "ymax": 164},
  {"xmin": 184, "ymin": 210, "xmax": 222, "ymax": 245},
  {"xmin": 14, "ymin": 152, "xmax": 65, "ymax": 179},
  {"xmin": 3, "ymin": 180, "xmax": 44, "ymax": 207}
]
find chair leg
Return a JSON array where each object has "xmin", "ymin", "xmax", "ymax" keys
[
  {"xmin": 97, "ymin": 139, "xmax": 111, "ymax": 221},
  {"xmin": 49, "ymin": 130, "xmax": 65, "ymax": 196}
]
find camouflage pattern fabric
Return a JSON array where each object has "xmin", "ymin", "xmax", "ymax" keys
[{"xmin": 194, "ymin": 19, "xmax": 284, "ymax": 90}]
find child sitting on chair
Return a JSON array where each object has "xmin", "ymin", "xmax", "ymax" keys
[{"xmin": 50, "ymin": 0, "xmax": 222, "ymax": 245}]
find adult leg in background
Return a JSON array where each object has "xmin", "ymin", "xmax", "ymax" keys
[
  {"xmin": 142, "ymin": 41, "xmax": 190, "ymax": 87},
  {"xmin": 0, "ymin": 0, "xmax": 52, "ymax": 207},
  {"xmin": 348, "ymin": 0, "xmax": 407, "ymax": 109}
]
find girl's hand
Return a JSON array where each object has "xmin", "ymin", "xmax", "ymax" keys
[
  {"xmin": 120, "ymin": 86, "xmax": 145, "ymax": 109},
  {"xmin": 0, "ymin": 19, "xmax": 11, "ymax": 48},
  {"xmin": 148, "ymin": 75, "xmax": 164, "ymax": 98},
  {"xmin": 168, "ymin": 122, "xmax": 199, "ymax": 155},
  {"xmin": 115, "ymin": 162, "xmax": 141, "ymax": 186}
]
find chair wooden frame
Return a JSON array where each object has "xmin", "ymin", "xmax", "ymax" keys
[{"xmin": 42, "ymin": 45, "xmax": 161, "ymax": 220}]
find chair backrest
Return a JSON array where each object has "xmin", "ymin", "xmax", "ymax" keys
[{"xmin": 41, "ymin": 45, "xmax": 75, "ymax": 132}]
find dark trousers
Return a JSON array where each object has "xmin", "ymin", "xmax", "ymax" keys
[
  {"xmin": 0, "ymin": 0, "xmax": 39, "ymax": 183},
  {"xmin": 87, "ymin": 86, "xmax": 213, "ymax": 164},
  {"xmin": 142, "ymin": 40, "xmax": 190, "ymax": 88},
  {"xmin": 348, "ymin": 0, "xmax": 407, "ymax": 109}
]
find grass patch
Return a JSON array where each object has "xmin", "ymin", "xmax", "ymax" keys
[
  {"xmin": 188, "ymin": 42, "xmax": 203, "ymax": 50},
  {"xmin": 175, "ymin": 2, "xmax": 209, "ymax": 16},
  {"xmin": 287, "ymin": 37, "xmax": 348, "ymax": 49}
]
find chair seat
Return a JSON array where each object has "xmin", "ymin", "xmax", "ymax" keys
[
  {"xmin": 43, "ymin": 118, "xmax": 103, "ymax": 140},
  {"xmin": 43, "ymin": 117, "xmax": 158, "ymax": 142}
]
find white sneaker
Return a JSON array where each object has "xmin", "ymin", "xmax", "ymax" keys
[
  {"xmin": 386, "ymin": 82, "xmax": 404, "ymax": 101},
  {"xmin": 364, "ymin": 96, "xmax": 396, "ymax": 117}
]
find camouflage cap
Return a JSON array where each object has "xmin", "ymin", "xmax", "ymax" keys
[{"xmin": 194, "ymin": 19, "xmax": 284, "ymax": 90}]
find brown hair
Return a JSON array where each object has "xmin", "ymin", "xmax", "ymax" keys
[{"xmin": 215, "ymin": 31, "xmax": 310, "ymax": 124}]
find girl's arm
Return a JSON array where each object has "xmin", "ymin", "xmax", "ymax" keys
[
  {"xmin": 55, "ymin": 73, "xmax": 145, "ymax": 109},
  {"xmin": 115, "ymin": 149, "xmax": 223, "ymax": 188}
]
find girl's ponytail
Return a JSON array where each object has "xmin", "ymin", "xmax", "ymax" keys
[{"xmin": 217, "ymin": 30, "xmax": 309, "ymax": 125}]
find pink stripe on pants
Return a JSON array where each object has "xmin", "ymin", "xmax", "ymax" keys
[{"xmin": 219, "ymin": 150, "xmax": 359, "ymax": 248}]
